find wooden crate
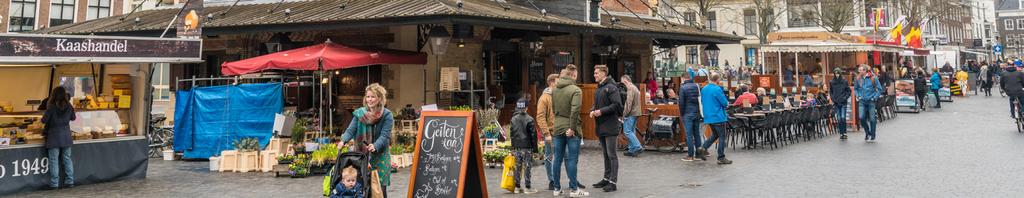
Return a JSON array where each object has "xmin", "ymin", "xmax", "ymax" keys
[
  {"xmin": 259, "ymin": 151, "xmax": 278, "ymax": 172},
  {"xmin": 439, "ymin": 67, "xmax": 461, "ymax": 91},
  {"xmin": 237, "ymin": 151, "xmax": 259, "ymax": 173},
  {"xmin": 219, "ymin": 150, "xmax": 239, "ymax": 172}
]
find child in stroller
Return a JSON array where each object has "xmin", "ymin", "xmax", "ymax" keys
[{"xmin": 327, "ymin": 152, "xmax": 372, "ymax": 198}]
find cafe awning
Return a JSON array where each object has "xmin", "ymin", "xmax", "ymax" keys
[
  {"xmin": 761, "ymin": 40, "xmax": 906, "ymax": 53},
  {"xmin": 220, "ymin": 40, "xmax": 427, "ymax": 75}
]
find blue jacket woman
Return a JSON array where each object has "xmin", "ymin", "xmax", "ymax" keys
[
  {"xmin": 339, "ymin": 84, "xmax": 393, "ymax": 195},
  {"xmin": 930, "ymin": 72, "xmax": 942, "ymax": 91}
]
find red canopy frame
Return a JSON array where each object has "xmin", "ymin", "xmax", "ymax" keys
[{"xmin": 221, "ymin": 40, "xmax": 427, "ymax": 75}]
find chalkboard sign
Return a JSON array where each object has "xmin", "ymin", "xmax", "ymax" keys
[{"xmin": 407, "ymin": 111, "xmax": 487, "ymax": 198}]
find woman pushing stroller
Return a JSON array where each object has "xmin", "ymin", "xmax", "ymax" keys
[{"xmin": 334, "ymin": 83, "xmax": 394, "ymax": 198}]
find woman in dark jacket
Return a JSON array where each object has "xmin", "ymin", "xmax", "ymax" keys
[
  {"xmin": 42, "ymin": 86, "xmax": 76, "ymax": 189},
  {"xmin": 338, "ymin": 83, "xmax": 393, "ymax": 197}
]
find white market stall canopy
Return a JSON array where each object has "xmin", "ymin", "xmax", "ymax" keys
[
  {"xmin": 0, "ymin": 33, "xmax": 202, "ymax": 64},
  {"xmin": 762, "ymin": 40, "xmax": 905, "ymax": 53}
]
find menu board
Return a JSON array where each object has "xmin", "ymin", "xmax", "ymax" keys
[{"xmin": 407, "ymin": 111, "xmax": 487, "ymax": 198}]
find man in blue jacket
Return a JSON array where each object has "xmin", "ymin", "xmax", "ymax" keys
[
  {"xmin": 696, "ymin": 72, "xmax": 732, "ymax": 164},
  {"xmin": 856, "ymin": 65, "xmax": 884, "ymax": 142},
  {"xmin": 930, "ymin": 68, "xmax": 943, "ymax": 109},
  {"xmin": 677, "ymin": 72, "xmax": 702, "ymax": 162}
]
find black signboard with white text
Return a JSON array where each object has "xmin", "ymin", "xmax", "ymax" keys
[
  {"xmin": 0, "ymin": 138, "xmax": 148, "ymax": 195},
  {"xmin": 407, "ymin": 111, "xmax": 487, "ymax": 198},
  {"xmin": 0, "ymin": 33, "xmax": 201, "ymax": 63}
]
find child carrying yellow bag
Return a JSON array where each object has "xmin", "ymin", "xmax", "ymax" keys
[{"xmin": 499, "ymin": 154, "xmax": 516, "ymax": 192}]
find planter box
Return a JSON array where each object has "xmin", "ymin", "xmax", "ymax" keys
[
  {"xmin": 162, "ymin": 150, "xmax": 175, "ymax": 161},
  {"xmin": 236, "ymin": 151, "xmax": 259, "ymax": 173},
  {"xmin": 402, "ymin": 153, "xmax": 414, "ymax": 167},
  {"xmin": 259, "ymin": 151, "xmax": 278, "ymax": 172},
  {"xmin": 219, "ymin": 150, "xmax": 239, "ymax": 172},
  {"xmin": 209, "ymin": 157, "xmax": 220, "ymax": 171}
]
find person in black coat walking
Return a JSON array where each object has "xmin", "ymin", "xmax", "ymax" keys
[
  {"xmin": 913, "ymin": 70, "xmax": 929, "ymax": 111},
  {"xmin": 1001, "ymin": 66, "xmax": 1024, "ymax": 118},
  {"xmin": 42, "ymin": 86, "xmax": 76, "ymax": 190},
  {"xmin": 589, "ymin": 65, "xmax": 622, "ymax": 192},
  {"xmin": 828, "ymin": 68, "xmax": 852, "ymax": 139},
  {"xmin": 509, "ymin": 97, "xmax": 538, "ymax": 194}
]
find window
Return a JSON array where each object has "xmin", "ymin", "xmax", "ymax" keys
[
  {"xmin": 152, "ymin": 63, "xmax": 171, "ymax": 101},
  {"xmin": 87, "ymin": 0, "xmax": 111, "ymax": 20},
  {"xmin": 787, "ymin": 0, "xmax": 818, "ymax": 28},
  {"xmin": 1017, "ymin": 19, "xmax": 1024, "ymax": 30},
  {"xmin": 587, "ymin": 0, "xmax": 600, "ymax": 24},
  {"xmin": 744, "ymin": 9, "xmax": 757, "ymax": 35},
  {"xmin": 50, "ymin": 0, "xmax": 75, "ymax": 26},
  {"xmin": 684, "ymin": 12, "xmax": 697, "ymax": 27},
  {"xmin": 705, "ymin": 11, "xmax": 717, "ymax": 31},
  {"xmin": 1005, "ymin": 19, "xmax": 1014, "ymax": 30},
  {"xmin": 8, "ymin": 0, "xmax": 37, "ymax": 32},
  {"xmin": 687, "ymin": 46, "xmax": 699, "ymax": 65}
]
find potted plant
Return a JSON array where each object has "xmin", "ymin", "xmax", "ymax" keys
[
  {"xmin": 291, "ymin": 118, "xmax": 308, "ymax": 144},
  {"xmin": 289, "ymin": 154, "xmax": 311, "ymax": 178},
  {"xmin": 276, "ymin": 154, "xmax": 295, "ymax": 164},
  {"xmin": 482, "ymin": 149, "xmax": 510, "ymax": 168},
  {"xmin": 389, "ymin": 144, "xmax": 406, "ymax": 167}
]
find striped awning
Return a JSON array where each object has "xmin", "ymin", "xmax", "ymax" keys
[{"xmin": 762, "ymin": 40, "xmax": 905, "ymax": 53}]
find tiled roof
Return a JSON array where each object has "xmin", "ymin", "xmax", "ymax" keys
[{"xmin": 35, "ymin": 0, "xmax": 741, "ymax": 43}]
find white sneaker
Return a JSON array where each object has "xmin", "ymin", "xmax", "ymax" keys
[
  {"xmin": 523, "ymin": 188, "xmax": 537, "ymax": 194},
  {"xmin": 553, "ymin": 189, "xmax": 563, "ymax": 196},
  {"xmin": 514, "ymin": 188, "xmax": 522, "ymax": 194},
  {"xmin": 569, "ymin": 189, "xmax": 590, "ymax": 197}
]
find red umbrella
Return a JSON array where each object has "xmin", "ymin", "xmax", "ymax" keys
[{"xmin": 221, "ymin": 40, "xmax": 427, "ymax": 75}]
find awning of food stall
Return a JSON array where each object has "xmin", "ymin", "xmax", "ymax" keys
[
  {"xmin": 902, "ymin": 48, "xmax": 930, "ymax": 56},
  {"xmin": 220, "ymin": 40, "xmax": 427, "ymax": 75},
  {"xmin": 0, "ymin": 33, "xmax": 202, "ymax": 63},
  {"xmin": 761, "ymin": 40, "xmax": 906, "ymax": 53}
]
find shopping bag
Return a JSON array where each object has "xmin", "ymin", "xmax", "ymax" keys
[
  {"xmin": 369, "ymin": 169, "xmax": 384, "ymax": 198},
  {"xmin": 499, "ymin": 154, "xmax": 517, "ymax": 192}
]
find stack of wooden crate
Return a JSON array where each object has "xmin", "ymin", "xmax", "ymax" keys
[{"xmin": 439, "ymin": 67, "xmax": 461, "ymax": 91}]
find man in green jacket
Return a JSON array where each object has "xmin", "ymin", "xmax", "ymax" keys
[{"xmin": 551, "ymin": 64, "xmax": 589, "ymax": 197}]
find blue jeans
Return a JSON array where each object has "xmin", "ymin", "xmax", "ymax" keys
[
  {"xmin": 700, "ymin": 123, "xmax": 728, "ymax": 160},
  {"xmin": 622, "ymin": 116, "xmax": 641, "ymax": 153},
  {"xmin": 551, "ymin": 134, "xmax": 581, "ymax": 190},
  {"xmin": 834, "ymin": 103, "xmax": 847, "ymax": 135},
  {"xmin": 682, "ymin": 114, "xmax": 703, "ymax": 157},
  {"xmin": 858, "ymin": 100, "xmax": 878, "ymax": 139},
  {"xmin": 543, "ymin": 139, "xmax": 554, "ymax": 188},
  {"xmin": 48, "ymin": 147, "xmax": 74, "ymax": 188}
]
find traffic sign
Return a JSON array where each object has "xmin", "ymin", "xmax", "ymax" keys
[{"xmin": 995, "ymin": 45, "xmax": 1004, "ymax": 54}]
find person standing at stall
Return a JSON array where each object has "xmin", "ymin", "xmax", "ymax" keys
[
  {"xmin": 914, "ymin": 70, "xmax": 929, "ymax": 111},
  {"xmin": 677, "ymin": 72, "xmax": 702, "ymax": 162},
  {"xmin": 338, "ymin": 83, "xmax": 393, "ymax": 197},
  {"xmin": 856, "ymin": 65, "xmax": 883, "ymax": 142},
  {"xmin": 697, "ymin": 72, "xmax": 732, "ymax": 165},
  {"xmin": 931, "ymin": 68, "xmax": 943, "ymax": 109},
  {"xmin": 828, "ymin": 68, "xmax": 851, "ymax": 140},
  {"xmin": 43, "ymin": 86, "xmax": 75, "ymax": 190},
  {"xmin": 536, "ymin": 74, "xmax": 558, "ymax": 190},
  {"xmin": 589, "ymin": 65, "xmax": 623, "ymax": 192},
  {"xmin": 551, "ymin": 65, "xmax": 588, "ymax": 197},
  {"xmin": 619, "ymin": 75, "xmax": 643, "ymax": 157}
]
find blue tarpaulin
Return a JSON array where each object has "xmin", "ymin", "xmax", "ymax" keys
[{"xmin": 174, "ymin": 83, "xmax": 283, "ymax": 159}]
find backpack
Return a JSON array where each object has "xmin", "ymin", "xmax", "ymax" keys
[{"xmin": 618, "ymin": 82, "xmax": 629, "ymax": 110}]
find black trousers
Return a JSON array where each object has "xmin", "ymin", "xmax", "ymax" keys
[
  {"xmin": 915, "ymin": 92, "xmax": 927, "ymax": 110},
  {"xmin": 598, "ymin": 135, "xmax": 619, "ymax": 183}
]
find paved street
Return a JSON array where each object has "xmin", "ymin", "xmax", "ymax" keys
[{"xmin": 10, "ymin": 95, "xmax": 1024, "ymax": 197}]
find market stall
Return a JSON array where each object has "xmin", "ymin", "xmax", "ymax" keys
[{"xmin": 0, "ymin": 33, "xmax": 201, "ymax": 195}]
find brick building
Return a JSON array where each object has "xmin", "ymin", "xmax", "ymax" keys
[{"xmin": 2, "ymin": 0, "xmax": 128, "ymax": 32}]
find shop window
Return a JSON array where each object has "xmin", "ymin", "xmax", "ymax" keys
[
  {"xmin": 8, "ymin": 0, "xmax": 37, "ymax": 32},
  {"xmin": 50, "ymin": 0, "xmax": 75, "ymax": 26},
  {"xmin": 87, "ymin": 0, "xmax": 111, "ymax": 20},
  {"xmin": 705, "ymin": 11, "xmax": 717, "ymax": 31},
  {"xmin": 152, "ymin": 63, "xmax": 171, "ymax": 101},
  {"xmin": 744, "ymin": 9, "xmax": 757, "ymax": 35}
]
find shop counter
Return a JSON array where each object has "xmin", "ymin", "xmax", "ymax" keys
[{"xmin": 0, "ymin": 136, "xmax": 148, "ymax": 195}]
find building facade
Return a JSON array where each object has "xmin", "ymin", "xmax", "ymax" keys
[
  {"xmin": 2, "ymin": 0, "xmax": 130, "ymax": 33},
  {"xmin": 997, "ymin": 0, "xmax": 1024, "ymax": 58}
]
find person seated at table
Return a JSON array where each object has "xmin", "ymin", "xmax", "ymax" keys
[
  {"xmin": 732, "ymin": 85, "xmax": 758, "ymax": 107},
  {"xmin": 652, "ymin": 89, "xmax": 668, "ymax": 104},
  {"xmin": 667, "ymin": 88, "xmax": 679, "ymax": 102},
  {"xmin": 801, "ymin": 93, "xmax": 818, "ymax": 107}
]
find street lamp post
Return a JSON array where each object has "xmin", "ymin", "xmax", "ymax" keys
[{"xmin": 427, "ymin": 25, "xmax": 451, "ymax": 104}]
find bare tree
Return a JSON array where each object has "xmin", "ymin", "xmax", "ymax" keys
[
  {"xmin": 894, "ymin": 0, "xmax": 960, "ymax": 28},
  {"xmin": 670, "ymin": 0, "xmax": 727, "ymax": 30},
  {"xmin": 751, "ymin": 0, "xmax": 787, "ymax": 45},
  {"xmin": 813, "ymin": 0, "xmax": 862, "ymax": 33}
]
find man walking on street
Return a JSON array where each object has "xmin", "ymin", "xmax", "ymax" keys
[
  {"xmin": 1000, "ymin": 66, "xmax": 1024, "ymax": 118},
  {"xmin": 828, "ymin": 68, "xmax": 851, "ymax": 140},
  {"xmin": 590, "ymin": 65, "xmax": 623, "ymax": 192},
  {"xmin": 856, "ymin": 65, "xmax": 883, "ymax": 142},
  {"xmin": 696, "ymin": 72, "xmax": 732, "ymax": 164},
  {"xmin": 551, "ymin": 65, "xmax": 589, "ymax": 197},
  {"xmin": 536, "ymin": 74, "xmax": 558, "ymax": 190},
  {"xmin": 677, "ymin": 72, "xmax": 702, "ymax": 161},
  {"xmin": 620, "ymin": 75, "xmax": 643, "ymax": 157}
]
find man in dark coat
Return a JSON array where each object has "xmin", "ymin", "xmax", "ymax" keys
[
  {"xmin": 1001, "ymin": 66, "xmax": 1024, "ymax": 118},
  {"xmin": 913, "ymin": 71, "xmax": 929, "ymax": 111},
  {"xmin": 589, "ymin": 65, "xmax": 623, "ymax": 192},
  {"xmin": 828, "ymin": 68, "xmax": 852, "ymax": 139},
  {"xmin": 677, "ymin": 72, "xmax": 702, "ymax": 161}
]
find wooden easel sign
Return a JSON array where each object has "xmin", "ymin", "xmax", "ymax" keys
[{"xmin": 407, "ymin": 111, "xmax": 488, "ymax": 198}]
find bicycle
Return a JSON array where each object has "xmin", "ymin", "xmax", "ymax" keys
[{"xmin": 148, "ymin": 115, "xmax": 175, "ymax": 158}]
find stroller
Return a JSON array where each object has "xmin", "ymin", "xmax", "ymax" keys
[{"xmin": 325, "ymin": 152, "xmax": 373, "ymax": 198}]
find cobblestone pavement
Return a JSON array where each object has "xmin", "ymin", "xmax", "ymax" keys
[{"xmin": 11, "ymin": 96, "xmax": 1024, "ymax": 197}]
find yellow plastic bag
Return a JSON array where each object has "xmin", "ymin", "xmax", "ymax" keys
[{"xmin": 499, "ymin": 154, "xmax": 517, "ymax": 192}]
